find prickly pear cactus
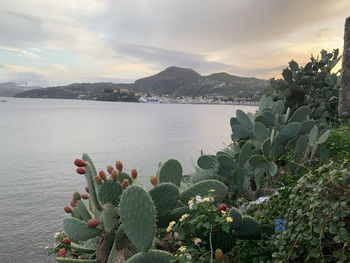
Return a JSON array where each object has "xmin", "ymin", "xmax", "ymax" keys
[
  {"xmin": 180, "ymin": 179, "xmax": 228, "ymax": 204},
  {"xmin": 148, "ymin": 183, "xmax": 180, "ymax": 217},
  {"xmin": 158, "ymin": 159, "xmax": 183, "ymax": 187},
  {"xmin": 63, "ymin": 218, "xmax": 102, "ymax": 240},
  {"xmin": 119, "ymin": 185, "xmax": 156, "ymax": 251}
]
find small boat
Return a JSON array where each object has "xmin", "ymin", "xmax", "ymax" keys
[{"xmin": 1, "ymin": 99, "xmax": 7, "ymax": 103}]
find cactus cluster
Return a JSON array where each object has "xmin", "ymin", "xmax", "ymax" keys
[
  {"xmin": 270, "ymin": 49, "xmax": 341, "ymax": 123},
  {"xmin": 58, "ymin": 155, "xmax": 229, "ymax": 262},
  {"xmin": 197, "ymin": 95, "xmax": 330, "ymax": 200}
]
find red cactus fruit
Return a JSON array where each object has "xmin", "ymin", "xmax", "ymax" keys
[
  {"xmin": 218, "ymin": 203, "xmax": 227, "ymax": 212},
  {"xmin": 63, "ymin": 237, "xmax": 71, "ymax": 245},
  {"xmin": 215, "ymin": 249, "xmax": 224, "ymax": 261},
  {"xmin": 85, "ymin": 186, "xmax": 89, "ymax": 193},
  {"xmin": 150, "ymin": 175, "xmax": 158, "ymax": 186},
  {"xmin": 74, "ymin": 159, "xmax": 86, "ymax": 167},
  {"xmin": 70, "ymin": 199, "xmax": 77, "ymax": 207},
  {"xmin": 73, "ymin": 192, "xmax": 81, "ymax": 201},
  {"xmin": 94, "ymin": 175, "xmax": 103, "ymax": 185},
  {"xmin": 81, "ymin": 193, "xmax": 89, "ymax": 199},
  {"xmin": 111, "ymin": 170, "xmax": 118, "ymax": 181},
  {"xmin": 116, "ymin": 160, "xmax": 123, "ymax": 172},
  {"xmin": 99, "ymin": 170, "xmax": 107, "ymax": 181},
  {"xmin": 64, "ymin": 206, "xmax": 72, "ymax": 213},
  {"xmin": 122, "ymin": 179, "xmax": 129, "ymax": 189},
  {"xmin": 107, "ymin": 165, "xmax": 114, "ymax": 175},
  {"xmin": 76, "ymin": 167, "xmax": 86, "ymax": 174},
  {"xmin": 59, "ymin": 248, "xmax": 67, "ymax": 258},
  {"xmin": 88, "ymin": 219, "xmax": 100, "ymax": 228},
  {"xmin": 131, "ymin": 169, "xmax": 137, "ymax": 180}
]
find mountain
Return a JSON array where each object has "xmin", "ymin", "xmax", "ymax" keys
[
  {"xmin": 133, "ymin": 67, "xmax": 270, "ymax": 97},
  {"xmin": 0, "ymin": 82, "xmax": 36, "ymax": 97},
  {"xmin": 14, "ymin": 66, "xmax": 272, "ymax": 100},
  {"xmin": 14, "ymin": 82, "xmax": 138, "ymax": 102}
]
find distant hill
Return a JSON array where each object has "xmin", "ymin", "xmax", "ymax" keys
[
  {"xmin": 14, "ymin": 66, "xmax": 272, "ymax": 100},
  {"xmin": 133, "ymin": 66, "xmax": 270, "ymax": 97},
  {"xmin": 14, "ymin": 82, "xmax": 137, "ymax": 102},
  {"xmin": 0, "ymin": 82, "xmax": 37, "ymax": 97}
]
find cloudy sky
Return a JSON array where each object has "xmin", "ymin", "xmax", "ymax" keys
[{"xmin": 0, "ymin": 0, "xmax": 349, "ymax": 86}]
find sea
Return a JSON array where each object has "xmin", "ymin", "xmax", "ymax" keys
[{"xmin": 0, "ymin": 97, "xmax": 257, "ymax": 262}]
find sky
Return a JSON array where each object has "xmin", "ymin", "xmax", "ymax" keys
[{"xmin": 0, "ymin": 0, "xmax": 349, "ymax": 86}]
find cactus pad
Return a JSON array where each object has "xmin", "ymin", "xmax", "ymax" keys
[
  {"xmin": 233, "ymin": 216, "xmax": 260, "ymax": 240},
  {"xmin": 63, "ymin": 218, "xmax": 101, "ymax": 241},
  {"xmin": 117, "ymin": 172, "xmax": 133, "ymax": 185},
  {"xmin": 101, "ymin": 204, "xmax": 119, "ymax": 233},
  {"xmin": 119, "ymin": 186, "xmax": 156, "ymax": 251},
  {"xmin": 180, "ymin": 180, "xmax": 227, "ymax": 204},
  {"xmin": 149, "ymin": 183, "xmax": 179, "ymax": 217},
  {"xmin": 125, "ymin": 250, "xmax": 172, "ymax": 263},
  {"xmin": 197, "ymin": 155, "xmax": 217, "ymax": 169},
  {"xmin": 55, "ymin": 258, "xmax": 96, "ymax": 263},
  {"xmin": 228, "ymin": 208, "xmax": 243, "ymax": 230},
  {"xmin": 98, "ymin": 179, "xmax": 123, "ymax": 206},
  {"xmin": 158, "ymin": 159, "xmax": 183, "ymax": 187}
]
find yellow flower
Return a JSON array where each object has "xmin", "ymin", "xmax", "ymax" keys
[
  {"xmin": 179, "ymin": 213, "xmax": 190, "ymax": 222},
  {"xmin": 54, "ymin": 232, "xmax": 61, "ymax": 238},
  {"xmin": 178, "ymin": 246, "xmax": 187, "ymax": 252},
  {"xmin": 226, "ymin": 217, "xmax": 233, "ymax": 223},
  {"xmin": 188, "ymin": 199, "xmax": 194, "ymax": 205},
  {"xmin": 166, "ymin": 221, "xmax": 176, "ymax": 232},
  {"xmin": 203, "ymin": 197, "xmax": 210, "ymax": 202},
  {"xmin": 220, "ymin": 210, "xmax": 227, "ymax": 215},
  {"xmin": 209, "ymin": 189, "xmax": 215, "ymax": 192}
]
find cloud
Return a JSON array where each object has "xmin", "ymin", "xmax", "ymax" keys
[
  {"xmin": 2, "ymin": 10, "xmax": 42, "ymax": 25},
  {"xmin": 9, "ymin": 72, "xmax": 49, "ymax": 86},
  {"xmin": 116, "ymin": 44, "xmax": 230, "ymax": 74}
]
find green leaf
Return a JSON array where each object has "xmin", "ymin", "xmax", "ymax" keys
[
  {"xmin": 238, "ymin": 142, "xmax": 251, "ymax": 167},
  {"xmin": 254, "ymin": 122, "xmax": 269, "ymax": 140},
  {"xmin": 295, "ymin": 135, "xmax": 307, "ymax": 156},
  {"xmin": 289, "ymin": 106, "xmax": 309, "ymax": 123},
  {"xmin": 248, "ymin": 155, "xmax": 267, "ymax": 169},
  {"xmin": 308, "ymin": 126, "xmax": 319, "ymax": 145}
]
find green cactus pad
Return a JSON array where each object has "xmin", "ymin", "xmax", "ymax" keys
[
  {"xmin": 71, "ymin": 207, "xmax": 83, "ymax": 220},
  {"xmin": 55, "ymin": 258, "xmax": 96, "ymax": 263},
  {"xmin": 101, "ymin": 204, "xmax": 119, "ymax": 233},
  {"xmin": 231, "ymin": 125, "xmax": 252, "ymax": 140},
  {"xmin": 180, "ymin": 180, "xmax": 227, "ymax": 204},
  {"xmin": 253, "ymin": 122, "xmax": 269, "ymax": 140},
  {"xmin": 115, "ymin": 225, "xmax": 131, "ymax": 249},
  {"xmin": 211, "ymin": 230, "xmax": 236, "ymax": 253},
  {"xmin": 63, "ymin": 217, "xmax": 102, "ymax": 241},
  {"xmin": 84, "ymin": 236, "xmax": 100, "ymax": 250},
  {"xmin": 98, "ymin": 179, "xmax": 123, "ymax": 206},
  {"xmin": 233, "ymin": 216, "xmax": 260, "ymax": 240},
  {"xmin": 70, "ymin": 242, "xmax": 96, "ymax": 253},
  {"xmin": 262, "ymin": 139, "xmax": 272, "ymax": 158},
  {"xmin": 119, "ymin": 185, "xmax": 156, "ymax": 251},
  {"xmin": 236, "ymin": 109, "xmax": 253, "ymax": 129},
  {"xmin": 76, "ymin": 200, "xmax": 92, "ymax": 223},
  {"xmin": 295, "ymin": 135, "xmax": 308, "ymax": 156},
  {"xmin": 158, "ymin": 159, "xmax": 183, "ymax": 187},
  {"xmin": 149, "ymin": 183, "xmax": 179, "ymax": 217},
  {"xmin": 248, "ymin": 155, "xmax": 267, "ymax": 169},
  {"xmin": 82, "ymin": 156, "xmax": 102, "ymax": 212},
  {"xmin": 218, "ymin": 155, "xmax": 235, "ymax": 169},
  {"xmin": 278, "ymin": 122, "xmax": 301, "ymax": 141},
  {"xmin": 197, "ymin": 155, "xmax": 217, "ymax": 169},
  {"xmin": 238, "ymin": 142, "xmax": 251, "ymax": 167},
  {"xmin": 118, "ymin": 172, "xmax": 133, "ymax": 185},
  {"xmin": 228, "ymin": 208, "xmax": 243, "ymax": 230},
  {"xmin": 300, "ymin": 120, "xmax": 315, "ymax": 134},
  {"xmin": 125, "ymin": 250, "xmax": 172, "ymax": 263},
  {"xmin": 156, "ymin": 206, "xmax": 190, "ymax": 227},
  {"xmin": 289, "ymin": 106, "xmax": 309, "ymax": 122}
]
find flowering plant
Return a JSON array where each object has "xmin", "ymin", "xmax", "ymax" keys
[{"xmin": 168, "ymin": 190, "xmax": 231, "ymax": 262}]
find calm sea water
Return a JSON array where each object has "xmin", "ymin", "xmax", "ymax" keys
[{"xmin": 0, "ymin": 98, "xmax": 257, "ymax": 262}]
